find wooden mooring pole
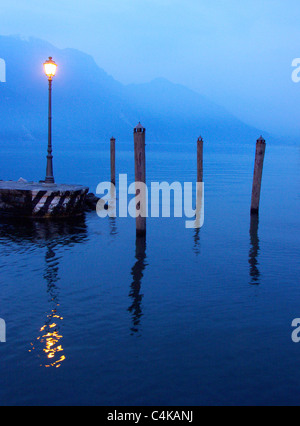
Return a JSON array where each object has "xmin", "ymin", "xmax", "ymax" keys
[
  {"xmin": 134, "ymin": 123, "xmax": 146, "ymax": 236},
  {"xmin": 110, "ymin": 137, "xmax": 116, "ymax": 186},
  {"xmin": 251, "ymin": 136, "xmax": 266, "ymax": 215},
  {"xmin": 193, "ymin": 136, "xmax": 204, "ymax": 230},
  {"xmin": 197, "ymin": 136, "xmax": 204, "ymax": 183}
]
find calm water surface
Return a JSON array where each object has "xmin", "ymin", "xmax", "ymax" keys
[{"xmin": 0, "ymin": 141, "xmax": 299, "ymax": 406}]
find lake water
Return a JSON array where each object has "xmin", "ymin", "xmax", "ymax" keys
[{"xmin": 0, "ymin": 140, "xmax": 299, "ymax": 406}]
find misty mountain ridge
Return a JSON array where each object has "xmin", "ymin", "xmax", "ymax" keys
[{"xmin": 0, "ymin": 35, "xmax": 268, "ymax": 148}]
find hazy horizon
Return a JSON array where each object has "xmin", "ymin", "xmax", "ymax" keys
[{"xmin": 1, "ymin": 1, "xmax": 300, "ymax": 138}]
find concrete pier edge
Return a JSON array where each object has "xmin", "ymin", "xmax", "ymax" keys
[{"xmin": 0, "ymin": 180, "xmax": 89, "ymax": 219}]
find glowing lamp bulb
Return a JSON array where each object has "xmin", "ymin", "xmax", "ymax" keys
[{"xmin": 44, "ymin": 57, "xmax": 57, "ymax": 80}]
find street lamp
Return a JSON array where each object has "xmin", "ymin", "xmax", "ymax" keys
[{"xmin": 43, "ymin": 57, "xmax": 57, "ymax": 184}]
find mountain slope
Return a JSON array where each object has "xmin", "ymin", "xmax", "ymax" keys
[{"xmin": 0, "ymin": 35, "xmax": 263, "ymax": 146}]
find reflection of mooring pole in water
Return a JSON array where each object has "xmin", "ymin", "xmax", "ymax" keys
[
  {"xmin": 249, "ymin": 215, "xmax": 261, "ymax": 285},
  {"xmin": 193, "ymin": 227, "xmax": 201, "ymax": 255},
  {"xmin": 109, "ymin": 217, "xmax": 118, "ymax": 236},
  {"xmin": 128, "ymin": 236, "xmax": 147, "ymax": 335}
]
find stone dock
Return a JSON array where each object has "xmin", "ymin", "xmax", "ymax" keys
[{"xmin": 0, "ymin": 180, "xmax": 89, "ymax": 219}]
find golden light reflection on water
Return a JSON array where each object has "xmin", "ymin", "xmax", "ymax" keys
[
  {"xmin": 28, "ymin": 243, "xmax": 67, "ymax": 368},
  {"xmin": 29, "ymin": 307, "xmax": 66, "ymax": 368}
]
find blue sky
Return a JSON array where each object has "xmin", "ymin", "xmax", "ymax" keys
[{"xmin": 1, "ymin": 0, "xmax": 300, "ymax": 137}]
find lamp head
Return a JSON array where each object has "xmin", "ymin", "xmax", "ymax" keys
[{"xmin": 44, "ymin": 57, "xmax": 57, "ymax": 80}]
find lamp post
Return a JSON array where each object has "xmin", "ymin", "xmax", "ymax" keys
[{"xmin": 43, "ymin": 57, "xmax": 57, "ymax": 184}]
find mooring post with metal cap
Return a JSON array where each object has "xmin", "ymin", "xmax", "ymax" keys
[
  {"xmin": 110, "ymin": 137, "xmax": 116, "ymax": 186},
  {"xmin": 134, "ymin": 123, "xmax": 146, "ymax": 236},
  {"xmin": 197, "ymin": 136, "xmax": 204, "ymax": 183},
  {"xmin": 251, "ymin": 136, "xmax": 266, "ymax": 215}
]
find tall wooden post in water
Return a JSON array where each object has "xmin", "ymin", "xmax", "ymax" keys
[
  {"xmin": 197, "ymin": 136, "xmax": 204, "ymax": 183},
  {"xmin": 134, "ymin": 123, "xmax": 146, "ymax": 236},
  {"xmin": 251, "ymin": 136, "xmax": 266, "ymax": 215},
  {"xmin": 110, "ymin": 137, "xmax": 116, "ymax": 185},
  {"xmin": 194, "ymin": 136, "xmax": 204, "ymax": 230}
]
